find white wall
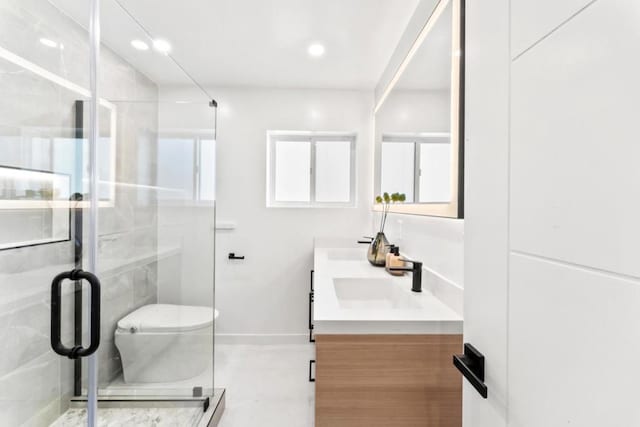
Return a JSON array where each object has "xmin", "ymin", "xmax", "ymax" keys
[
  {"xmin": 154, "ymin": 100, "xmax": 216, "ymax": 309},
  {"xmin": 379, "ymin": 213, "xmax": 464, "ymax": 287},
  {"xmin": 160, "ymin": 86, "xmax": 374, "ymax": 339}
]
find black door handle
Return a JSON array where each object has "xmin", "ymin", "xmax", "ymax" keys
[
  {"xmin": 453, "ymin": 343, "xmax": 488, "ymax": 398},
  {"xmin": 308, "ymin": 291, "xmax": 315, "ymax": 343},
  {"xmin": 309, "ymin": 270, "xmax": 315, "ymax": 343},
  {"xmin": 51, "ymin": 269, "xmax": 101, "ymax": 359},
  {"xmin": 309, "ymin": 359, "xmax": 316, "ymax": 382},
  {"xmin": 228, "ymin": 253, "xmax": 245, "ymax": 260}
]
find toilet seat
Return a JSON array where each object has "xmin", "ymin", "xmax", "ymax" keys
[{"xmin": 117, "ymin": 304, "xmax": 213, "ymax": 333}]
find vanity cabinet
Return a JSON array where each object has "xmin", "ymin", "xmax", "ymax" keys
[
  {"xmin": 312, "ymin": 242, "xmax": 464, "ymax": 426},
  {"xmin": 315, "ymin": 334, "xmax": 462, "ymax": 427}
]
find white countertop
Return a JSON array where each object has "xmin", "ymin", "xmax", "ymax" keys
[{"xmin": 313, "ymin": 243, "xmax": 463, "ymax": 335}]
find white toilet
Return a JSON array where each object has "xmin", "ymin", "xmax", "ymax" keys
[{"xmin": 115, "ymin": 304, "xmax": 215, "ymax": 384}]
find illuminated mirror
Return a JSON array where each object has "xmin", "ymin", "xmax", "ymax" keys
[{"xmin": 374, "ymin": 0, "xmax": 464, "ymax": 218}]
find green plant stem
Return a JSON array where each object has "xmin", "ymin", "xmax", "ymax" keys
[{"xmin": 380, "ymin": 202, "xmax": 389, "ymax": 233}]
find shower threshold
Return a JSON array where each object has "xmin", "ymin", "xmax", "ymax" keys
[{"xmin": 50, "ymin": 389, "xmax": 225, "ymax": 427}]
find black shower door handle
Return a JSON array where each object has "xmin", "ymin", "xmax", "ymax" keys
[{"xmin": 51, "ymin": 269, "xmax": 101, "ymax": 359}]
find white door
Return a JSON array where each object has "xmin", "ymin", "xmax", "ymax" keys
[{"xmin": 464, "ymin": 0, "xmax": 640, "ymax": 426}]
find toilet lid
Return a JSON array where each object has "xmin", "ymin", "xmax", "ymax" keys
[{"xmin": 117, "ymin": 304, "xmax": 214, "ymax": 333}]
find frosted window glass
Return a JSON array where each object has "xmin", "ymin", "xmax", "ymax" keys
[
  {"xmin": 199, "ymin": 139, "xmax": 216, "ymax": 201},
  {"xmin": 315, "ymin": 141, "xmax": 351, "ymax": 202},
  {"xmin": 419, "ymin": 143, "xmax": 451, "ymax": 202},
  {"xmin": 381, "ymin": 142, "xmax": 415, "ymax": 202},
  {"xmin": 274, "ymin": 140, "xmax": 310, "ymax": 202},
  {"xmin": 157, "ymin": 138, "xmax": 195, "ymax": 200}
]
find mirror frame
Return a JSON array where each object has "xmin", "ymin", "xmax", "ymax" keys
[{"xmin": 373, "ymin": 0, "xmax": 465, "ymax": 218}]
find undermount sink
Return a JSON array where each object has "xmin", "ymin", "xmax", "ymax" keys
[
  {"xmin": 326, "ymin": 249, "xmax": 364, "ymax": 261},
  {"xmin": 333, "ymin": 278, "xmax": 421, "ymax": 309}
]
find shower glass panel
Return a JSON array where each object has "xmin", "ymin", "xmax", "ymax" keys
[
  {"xmin": 0, "ymin": 0, "xmax": 217, "ymax": 425},
  {"xmin": 90, "ymin": 0, "xmax": 217, "ymax": 414},
  {"xmin": 85, "ymin": 93, "xmax": 217, "ymax": 400},
  {"xmin": 0, "ymin": 0, "xmax": 91, "ymax": 425}
]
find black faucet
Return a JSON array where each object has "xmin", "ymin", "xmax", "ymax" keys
[{"xmin": 389, "ymin": 259, "xmax": 423, "ymax": 293}]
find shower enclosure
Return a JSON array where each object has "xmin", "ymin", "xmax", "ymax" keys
[{"xmin": 0, "ymin": 0, "xmax": 219, "ymax": 425}]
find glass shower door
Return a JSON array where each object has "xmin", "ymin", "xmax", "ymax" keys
[
  {"xmin": 0, "ymin": 0, "xmax": 97, "ymax": 425},
  {"xmin": 85, "ymin": 96, "xmax": 217, "ymax": 404},
  {"xmin": 1, "ymin": 0, "xmax": 218, "ymax": 425},
  {"xmin": 86, "ymin": 0, "xmax": 218, "ymax": 424}
]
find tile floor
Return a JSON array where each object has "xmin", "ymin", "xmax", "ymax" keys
[{"xmin": 215, "ymin": 343, "xmax": 315, "ymax": 427}]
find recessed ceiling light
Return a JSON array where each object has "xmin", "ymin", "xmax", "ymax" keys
[
  {"xmin": 131, "ymin": 39, "xmax": 149, "ymax": 51},
  {"xmin": 153, "ymin": 39, "xmax": 172, "ymax": 55},
  {"xmin": 308, "ymin": 43, "xmax": 325, "ymax": 57},
  {"xmin": 39, "ymin": 38, "xmax": 58, "ymax": 48}
]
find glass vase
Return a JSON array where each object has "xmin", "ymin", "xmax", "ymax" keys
[{"xmin": 367, "ymin": 232, "xmax": 390, "ymax": 266}]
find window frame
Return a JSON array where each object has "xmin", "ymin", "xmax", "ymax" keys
[
  {"xmin": 267, "ymin": 131, "xmax": 357, "ymax": 208},
  {"xmin": 157, "ymin": 130, "xmax": 216, "ymax": 204},
  {"xmin": 381, "ymin": 132, "xmax": 450, "ymax": 204}
]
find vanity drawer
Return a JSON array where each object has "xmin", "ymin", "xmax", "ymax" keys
[{"xmin": 315, "ymin": 334, "xmax": 462, "ymax": 427}]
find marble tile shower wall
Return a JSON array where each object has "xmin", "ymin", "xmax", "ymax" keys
[
  {"xmin": 0, "ymin": 244, "xmax": 75, "ymax": 426},
  {"xmin": 92, "ymin": 186, "xmax": 161, "ymax": 388},
  {"xmin": 0, "ymin": 0, "xmax": 161, "ymax": 425}
]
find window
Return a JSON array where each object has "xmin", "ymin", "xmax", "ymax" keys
[
  {"xmin": 157, "ymin": 135, "xmax": 216, "ymax": 202},
  {"xmin": 380, "ymin": 133, "xmax": 451, "ymax": 203},
  {"xmin": 273, "ymin": 140, "xmax": 311, "ymax": 202},
  {"xmin": 418, "ymin": 142, "xmax": 450, "ymax": 202},
  {"xmin": 267, "ymin": 132, "xmax": 356, "ymax": 207},
  {"xmin": 381, "ymin": 142, "xmax": 415, "ymax": 202}
]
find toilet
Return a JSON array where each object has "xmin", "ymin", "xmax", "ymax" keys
[{"xmin": 115, "ymin": 304, "xmax": 215, "ymax": 384}]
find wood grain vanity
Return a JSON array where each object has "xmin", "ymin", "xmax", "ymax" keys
[
  {"xmin": 312, "ymin": 241, "xmax": 463, "ymax": 427},
  {"xmin": 315, "ymin": 334, "xmax": 461, "ymax": 427}
]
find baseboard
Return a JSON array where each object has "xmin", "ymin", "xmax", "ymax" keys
[{"xmin": 215, "ymin": 333, "xmax": 309, "ymax": 345}]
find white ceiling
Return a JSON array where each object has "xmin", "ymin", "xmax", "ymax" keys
[{"xmin": 52, "ymin": 0, "xmax": 420, "ymax": 90}]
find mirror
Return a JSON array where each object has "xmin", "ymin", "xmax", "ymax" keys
[{"xmin": 374, "ymin": 0, "xmax": 464, "ymax": 218}]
